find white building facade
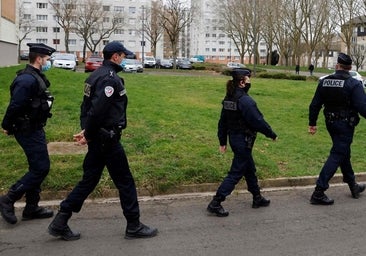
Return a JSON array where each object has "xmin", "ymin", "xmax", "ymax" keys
[
  {"xmin": 20, "ymin": 0, "xmax": 152, "ymax": 60},
  {"xmin": 1, "ymin": 0, "xmax": 18, "ymax": 66}
]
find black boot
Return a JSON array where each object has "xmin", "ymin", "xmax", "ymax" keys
[
  {"xmin": 22, "ymin": 204, "xmax": 54, "ymax": 220},
  {"xmin": 207, "ymin": 196, "xmax": 229, "ymax": 217},
  {"xmin": 310, "ymin": 186, "xmax": 334, "ymax": 205},
  {"xmin": 0, "ymin": 195, "xmax": 17, "ymax": 224},
  {"xmin": 48, "ymin": 211, "xmax": 81, "ymax": 241},
  {"xmin": 252, "ymin": 194, "xmax": 271, "ymax": 209},
  {"xmin": 349, "ymin": 183, "xmax": 366, "ymax": 199},
  {"xmin": 125, "ymin": 221, "xmax": 158, "ymax": 239}
]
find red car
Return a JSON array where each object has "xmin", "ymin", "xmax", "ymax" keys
[{"xmin": 85, "ymin": 56, "xmax": 103, "ymax": 72}]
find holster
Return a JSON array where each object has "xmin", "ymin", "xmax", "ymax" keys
[{"xmin": 99, "ymin": 127, "xmax": 121, "ymax": 146}]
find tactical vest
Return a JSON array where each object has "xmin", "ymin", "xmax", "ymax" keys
[
  {"xmin": 319, "ymin": 74, "xmax": 351, "ymax": 112},
  {"xmin": 222, "ymin": 93, "xmax": 249, "ymax": 132},
  {"xmin": 10, "ymin": 66, "xmax": 53, "ymax": 127}
]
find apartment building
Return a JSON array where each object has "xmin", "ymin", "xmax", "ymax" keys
[
  {"xmin": 0, "ymin": 0, "xmax": 18, "ymax": 66},
  {"xmin": 19, "ymin": 0, "xmax": 152, "ymax": 60}
]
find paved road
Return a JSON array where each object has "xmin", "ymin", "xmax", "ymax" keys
[{"xmin": 1, "ymin": 185, "xmax": 366, "ymax": 256}]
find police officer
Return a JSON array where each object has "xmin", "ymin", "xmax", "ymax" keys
[
  {"xmin": 48, "ymin": 41, "xmax": 157, "ymax": 240},
  {"xmin": 0, "ymin": 43, "xmax": 55, "ymax": 224},
  {"xmin": 309, "ymin": 53, "xmax": 366, "ymax": 205},
  {"xmin": 207, "ymin": 68, "xmax": 277, "ymax": 217}
]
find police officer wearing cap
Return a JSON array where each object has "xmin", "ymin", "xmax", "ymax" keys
[
  {"xmin": 0, "ymin": 43, "xmax": 56, "ymax": 224},
  {"xmin": 207, "ymin": 68, "xmax": 277, "ymax": 217},
  {"xmin": 309, "ymin": 52, "xmax": 366, "ymax": 205},
  {"xmin": 48, "ymin": 41, "xmax": 157, "ymax": 240}
]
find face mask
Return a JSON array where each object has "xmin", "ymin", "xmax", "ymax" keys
[
  {"xmin": 244, "ymin": 83, "xmax": 251, "ymax": 93},
  {"xmin": 42, "ymin": 60, "xmax": 51, "ymax": 72}
]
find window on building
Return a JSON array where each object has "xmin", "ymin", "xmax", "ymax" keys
[
  {"xmin": 103, "ymin": 40, "xmax": 109, "ymax": 45},
  {"xmin": 36, "ymin": 39, "xmax": 48, "ymax": 44},
  {"xmin": 36, "ymin": 15, "xmax": 48, "ymax": 21},
  {"xmin": 129, "ymin": 18, "xmax": 136, "ymax": 25},
  {"xmin": 128, "ymin": 40, "xmax": 136, "ymax": 47},
  {"xmin": 212, "ymin": 34, "xmax": 216, "ymax": 37},
  {"xmin": 103, "ymin": 5, "xmax": 110, "ymax": 11},
  {"xmin": 36, "ymin": 27, "xmax": 48, "ymax": 32},
  {"xmin": 114, "ymin": 29, "xmax": 124, "ymax": 34},
  {"xmin": 23, "ymin": 14, "xmax": 31, "ymax": 20},
  {"xmin": 205, "ymin": 48, "xmax": 210, "ymax": 52},
  {"xmin": 37, "ymin": 3, "xmax": 48, "ymax": 9},
  {"xmin": 205, "ymin": 33, "xmax": 210, "ymax": 37},
  {"xmin": 114, "ymin": 6, "xmax": 124, "ymax": 12},
  {"xmin": 114, "ymin": 18, "xmax": 124, "ymax": 23},
  {"xmin": 219, "ymin": 41, "xmax": 225, "ymax": 45},
  {"xmin": 219, "ymin": 34, "xmax": 225, "ymax": 38},
  {"xmin": 65, "ymin": 4, "xmax": 76, "ymax": 9},
  {"xmin": 219, "ymin": 48, "xmax": 225, "ymax": 52},
  {"xmin": 53, "ymin": 27, "xmax": 60, "ymax": 33},
  {"xmin": 68, "ymin": 39, "xmax": 77, "ymax": 45},
  {"xmin": 22, "ymin": 26, "xmax": 31, "ymax": 32},
  {"xmin": 103, "ymin": 17, "xmax": 110, "ymax": 22},
  {"xmin": 23, "ymin": 1, "xmax": 32, "ymax": 8},
  {"xmin": 53, "ymin": 39, "xmax": 60, "ymax": 45},
  {"xmin": 129, "ymin": 7, "xmax": 136, "ymax": 14},
  {"xmin": 212, "ymin": 48, "xmax": 216, "ymax": 52}
]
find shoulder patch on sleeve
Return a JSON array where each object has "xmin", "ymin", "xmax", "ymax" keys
[{"xmin": 105, "ymin": 86, "xmax": 114, "ymax": 97}]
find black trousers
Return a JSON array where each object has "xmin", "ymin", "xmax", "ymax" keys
[
  {"xmin": 60, "ymin": 138, "xmax": 140, "ymax": 222},
  {"xmin": 9, "ymin": 129, "xmax": 50, "ymax": 204}
]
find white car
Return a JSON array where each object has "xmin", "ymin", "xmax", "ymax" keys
[
  {"xmin": 227, "ymin": 62, "xmax": 246, "ymax": 69},
  {"xmin": 52, "ymin": 53, "xmax": 77, "ymax": 71},
  {"xmin": 143, "ymin": 56, "xmax": 156, "ymax": 68},
  {"xmin": 319, "ymin": 71, "xmax": 365, "ymax": 87},
  {"xmin": 121, "ymin": 59, "xmax": 144, "ymax": 73}
]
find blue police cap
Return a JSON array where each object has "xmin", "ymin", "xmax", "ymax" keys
[
  {"xmin": 103, "ymin": 41, "xmax": 134, "ymax": 57},
  {"xmin": 231, "ymin": 68, "xmax": 251, "ymax": 80},
  {"xmin": 27, "ymin": 43, "xmax": 56, "ymax": 56},
  {"xmin": 337, "ymin": 52, "xmax": 352, "ymax": 65}
]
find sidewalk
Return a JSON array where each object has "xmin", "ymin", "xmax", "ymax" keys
[{"xmin": 2, "ymin": 185, "xmax": 366, "ymax": 256}]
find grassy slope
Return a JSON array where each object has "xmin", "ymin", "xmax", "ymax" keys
[{"xmin": 1, "ymin": 65, "xmax": 366, "ymax": 194}]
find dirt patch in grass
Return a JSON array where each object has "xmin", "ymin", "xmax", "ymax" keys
[{"xmin": 48, "ymin": 142, "xmax": 87, "ymax": 155}]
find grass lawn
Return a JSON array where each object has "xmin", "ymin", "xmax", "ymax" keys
[{"xmin": 1, "ymin": 65, "xmax": 366, "ymax": 195}]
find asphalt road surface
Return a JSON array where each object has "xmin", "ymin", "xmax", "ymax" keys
[{"xmin": 1, "ymin": 185, "xmax": 366, "ymax": 256}]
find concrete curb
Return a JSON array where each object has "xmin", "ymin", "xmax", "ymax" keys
[{"xmin": 36, "ymin": 172, "xmax": 366, "ymax": 201}]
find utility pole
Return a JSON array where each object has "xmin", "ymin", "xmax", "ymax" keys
[{"xmin": 141, "ymin": 5, "xmax": 145, "ymax": 63}]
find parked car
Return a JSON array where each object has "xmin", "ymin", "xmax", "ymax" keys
[
  {"xmin": 121, "ymin": 59, "xmax": 144, "ymax": 73},
  {"xmin": 177, "ymin": 60, "xmax": 192, "ymax": 70},
  {"xmin": 20, "ymin": 52, "xmax": 29, "ymax": 60},
  {"xmin": 227, "ymin": 62, "xmax": 246, "ymax": 69},
  {"xmin": 319, "ymin": 71, "xmax": 366, "ymax": 87},
  {"xmin": 52, "ymin": 53, "xmax": 77, "ymax": 71},
  {"xmin": 85, "ymin": 56, "xmax": 103, "ymax": 72},
  {"xmin": 156, "ymin": 59, "xmax": 173, "ymax": 69},
  {"xmin": 143, "ymin": 56, "xmax": 156, "ymax": 68}
]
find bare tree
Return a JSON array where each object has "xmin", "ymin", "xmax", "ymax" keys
[
  {"xmin": 49, "ymin": 0, "xmax": 79, "ymax": 53},
  {"xmin": 73, "ymin": 0, "xmax": 105, "ymax": 61},
  {"xmin": 350, "ymin": 44, "xmax": 366, "ymax": 71},
  {"xmin": 141, "ymin": 0, "xmax": 164, "ymax": 58},
  {"xmin": 85, "ymin": 11, "xmax": 125, "ymax": 54},
  {"xmin": 332, "ymin": 0, "xmax": 363, "ymax": 55},
  {"xmin": 214, "ymin": 0, "xmax": 250, "ymax": 64},
  {"xmin": 159, "ymin": 0, "xmax": 193, "ymax": 68},
  {"xmin": 18, "ymin": 1, "xmax": 35, "ymax": 62}
]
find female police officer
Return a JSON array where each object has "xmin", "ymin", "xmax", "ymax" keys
[{"xmin": 207, "ymin": 68, "xmax": 277, "ymax": 217}]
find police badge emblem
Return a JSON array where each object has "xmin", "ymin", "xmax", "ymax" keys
[{"xmin": 105, "ymin": 86, "xmax": 114, "ymax": 97}]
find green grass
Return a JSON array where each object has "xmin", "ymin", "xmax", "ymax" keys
[{"xmin": 1, "ymin": 65, "xmax": 366, "ymax": 195}]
